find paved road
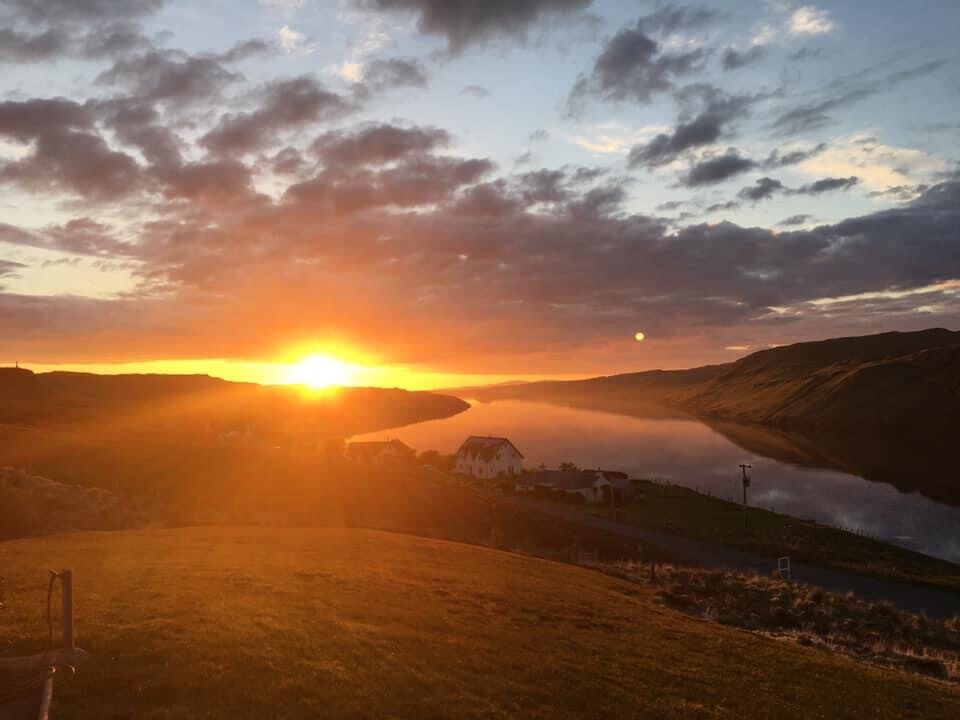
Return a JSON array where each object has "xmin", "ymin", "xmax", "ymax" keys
[{"xmin": 508, "ymin": 495, "xmax": 960, "ymax": 619}]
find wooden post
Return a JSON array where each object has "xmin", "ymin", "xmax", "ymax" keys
[{"xmin": 60, "ymin": 568, "xmax": 74, "ymax": 652}]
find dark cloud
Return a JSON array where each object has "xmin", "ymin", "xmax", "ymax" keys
[
  {"xmin": 97, "ymin": 49, "xmax": 243, "ymax": 105},
  {"xmin": 705, "ymin": 200, "xmax": 739, "ymax": 213},
  {"xmin": 270, "ymin": 147, "xmax": 305, "ymax": 176},
  {"xmin": 311, "ymin": 123, "xmax": 450, "ymax": 167},
  {"xmin": 0, "ymin": 98, "xmax": 141, "ymax": 201},
  {"xmin": 0, "ymin": 128, "xmax": 141, "ymax": 200},
  {"xmin": 528, "ymin": 129, "xmax": 549, "ymax": 142},
  {"xmin": 0, "ymin": 98, "xmax": 92, "ymax": 140},
  {"xmin": 354, "ymin": 0, "xmax": 591, "ymax": 54},
  {"xmin": 514, "ymin": 150, "xmax": 534, "ymax": 165},
  {"xmin": 795, "ymin": 176, "xmax": 858, "ymax": 195},
  {"xmin": 737, "ymin": 176, "xmax": 784, "ymax": 202},
  {"xmin": 628, "ymin": 91, "xmax": 752, "ymax": 168},
  {"xmin": 655, "ymin": 200, "xmax": 686, "ymax": 212},
  {"xmin": 778, "ymin": 214, "xmax": 813, "ymax": 226},
  {"xmin": 567, "ymin": 19, "xmax": 707, "ymax": 111},
  {"xmin": 202, "ymin": 76, "xmax": 353, "ymax": 155},
  {"xmin": 0, "ymin": 23, "xmax": 152, "ymax": 63},
  {"xmin": 762, "ymin": 142, "xmax": 826, "ymax": 168},
  {"xmin": 94, "ymin": 97, "xmax": 182, "ymax": 167},
  {"xmin": 721, "ymin": 46, "xmax": 764, "ymax": 71},
  {"xmin": 0, "ymin": 218, "xmax": 135, "ymax": 257},
  {"xmin": 0, "ymin": 28, "xmax": 67, "ymax": 62},
  {"xmin": 283, "ymin": 155, "xmax": 494, "ymax": 215},
  {"xmin": 155, "ymin": 159, "xmax": 257, "ymax": 205},
  {"xmin": 3, "ymin": 0, "xmax": 164, "ymax": 22},
  {"xmin": 358, "ymin": 57, "xmax": 428, "ymax": 94},
  {"xmin": 682, "ymin": 150, "xmax": 755, "ymax": 186},
  {"xmin": 460, "ymin": 84, "xmax": 490, "ymax": 98},
  {"xmin": 218, "ymin": 39, "xmax": 274, "ymax": 64}
]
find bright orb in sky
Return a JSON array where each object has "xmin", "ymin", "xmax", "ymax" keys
[
  {"xmin": 284, "ymin": 354, "xmax": 356, "ymax": 388},
  {"xmin": 634, "ymin": 331, "xmax": 646, "ymax": 342}
]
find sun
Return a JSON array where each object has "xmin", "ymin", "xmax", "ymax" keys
[{"xmin": 283, "ymin": 354, "xmax": 357, "ymax": 388}]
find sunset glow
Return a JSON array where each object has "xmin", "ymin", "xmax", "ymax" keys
[{"xmin": 281, "ymin": 354, "xmax": 358, "ymax": 388}]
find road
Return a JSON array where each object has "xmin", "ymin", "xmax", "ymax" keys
[{"xmin": 506, "ymin": 494, "xmax": 960, "ymax": 619}]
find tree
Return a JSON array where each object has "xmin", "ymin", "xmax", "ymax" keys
[{"xmin": 559, "ymin": 461, "xmax": 580, "ymax": 472}]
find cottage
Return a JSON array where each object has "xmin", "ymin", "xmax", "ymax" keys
[
  {"xmin": 455, "ymin": 436, "xmax": 524, "ymax": 479},
  {"xmin": 345, "ymin": 439, "xmax": 415, "ymax": 466}
]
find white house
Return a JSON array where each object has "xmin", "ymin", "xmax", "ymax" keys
[{"xmin": 455, "ymin": 436, "xmax": 524, "ymax": 479}]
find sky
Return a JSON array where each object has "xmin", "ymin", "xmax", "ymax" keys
[{"xmin": 0, "ymin": 0, "xmax": 958, "ymax": 388}]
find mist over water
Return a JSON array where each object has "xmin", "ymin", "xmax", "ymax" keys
[{"xmin": 354, "ymin": 399, "xmax": 960, "ymax": 563}]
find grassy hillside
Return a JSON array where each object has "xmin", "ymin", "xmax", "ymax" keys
[
  {"xmin": 0, "ymin": 367, "xmax": 469, "ymax": 442},
  {"xmin": 1, "ymin": 527, "xmax": 958, "ymax": 719},
  {"xmin": 675, "ymin": 329, "xmax": 960, "ymax": 429},
  {"xmin": 470, "ymin": 329, "xmax": 960, "ymax": 431}
]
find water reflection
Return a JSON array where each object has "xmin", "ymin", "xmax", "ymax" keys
[{"xmin": 353, "ymin": 399, "xmax": 960, "ymax": 562}]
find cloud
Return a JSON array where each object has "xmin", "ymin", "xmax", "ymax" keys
[
  {"xmin": 788, "ymin": 6, "xmax": 835, "ymax": 36},
  {"xmin": 0, "ymin": 97, "xmax": 144, "ymax": 201},
  {"xmin": 97, "ymin": 49, "xmax": 243, "ymax": 106},
  {"xmin": 737, "ymin": 176, "xmax": 784, "ymax": 201},
  {"xmin": 762, "ymin": 142, "xmax": 826, "ymax": 168},
  {"xmin": 794, "ymin": 176, "xmax": 858, "ymax": 195},
  {"xmin": 721, "ymin": 46, "xmax": 765, "ymax": 71},
  {"xmin": 5, "ymin": 0, "xmax": 164, "ymax": 22},
  {"xmin": 628, "ymin": 90, "xmax": 753, "ymax": 169},
  {"xmin": 311, "ymin": 123, "xmax": 450, "ymax": 167},
  {"xmin": 358, "ymin": 57, "xmax": 428, "ymax": 92},
  {"xmin": 277, "ymin": 25, "xmax": 307, "ymax": 53},
  {"xmin": 353, "ymin": 0, "xmax": 591, "ymax": 54},
  {"xmin": 460, "ymin": 84, "xmax": 490, "ymax": 98},
  {"xmin": 773, "ymin": 60, "xmax": 946, "ymax": 135},
  {"xmin": 638, "ymin": 5, "xmax": 720, "ymax": 34},
  {"xmin": 778, "ymin": 214, "xmax": 813, "ymax": 226},
  {"xmin": 0, "ymin": 1, "xmax": 161, "ymax": 64},
  {"xmin": 201, "ymin": 76, "xmax": 353, "ymax": 155},
  {"xmin": 566, "ymin": 13, "xmax": 709, "ymax": 112},
  {"xmin": 797, "ymin": 134, "xmax": 949, "ymax": 191},
  {"xmin": 682, "ymin": 150, "xmax": 756, "ymax": 186}
]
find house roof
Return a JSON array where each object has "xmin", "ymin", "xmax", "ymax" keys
[
  {"xmin": 527, "ymin": 469, "xmax": 609, "ymax": 490},
  {"xmin": 456, "ymin": 435, "xmax": 524, "ymax": 461},
  {"xmin": 346, "ymin": 439, "xmax": 413, "ymax": 458}
]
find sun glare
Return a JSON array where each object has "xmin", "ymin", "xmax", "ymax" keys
[{"xmin": 283, "ymin": 354, "xmax": 357, "ymax": 388}]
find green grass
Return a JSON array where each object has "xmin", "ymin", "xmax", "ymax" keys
[
  {"xmin": 586, "ymin": 480, "xmax": 960, "ymax": 591},
  {"xmin": 1, "ymin": 527, "xmax": 958, "ymax": 719}
]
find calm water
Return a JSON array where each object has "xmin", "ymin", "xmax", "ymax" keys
[{"xmin": 354, "ymin": 399, "xmax": 960, "ymax": 563}]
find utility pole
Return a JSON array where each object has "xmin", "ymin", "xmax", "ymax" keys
[{"xmin": 739, "ymin": 464, "xmax": 752, "ymax": 536}]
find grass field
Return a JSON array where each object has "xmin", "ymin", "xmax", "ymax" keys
[
  {"xmin": 584, "ymin": 480, "xmax": 960, "ymax": 592},
  {"xmin": 1, "ymin": 527, "xmax": 958, "ymax": 719}
]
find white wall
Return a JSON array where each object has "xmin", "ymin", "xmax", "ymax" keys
[{"xmin": 456, "ymin": 444, "xmax": 523, "ymax": 479}]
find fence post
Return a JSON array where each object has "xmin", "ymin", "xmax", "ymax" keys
[{"xmin": 61, "ymin": 568, "xmax": 74, "ymax": 652}]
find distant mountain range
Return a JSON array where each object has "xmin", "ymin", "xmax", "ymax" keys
[{"xmin": 466, "ymin": 328, "xmax": 960, "ymax": 431}]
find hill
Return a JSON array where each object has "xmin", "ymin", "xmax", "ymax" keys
[
  {"xmin": 1, "ymin": 526, "xmax": 958, "ymax": 719},
  {"xmin": 469, "ymin": 328, "xmax": 960, "ymax": 430},
  {"xmin": 0, "ymin": 367, "xmax": 469, "ymax": 441},
  {"xmin": 674, "ymin": 328, "xmax": 960, "ymax": 428}
]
